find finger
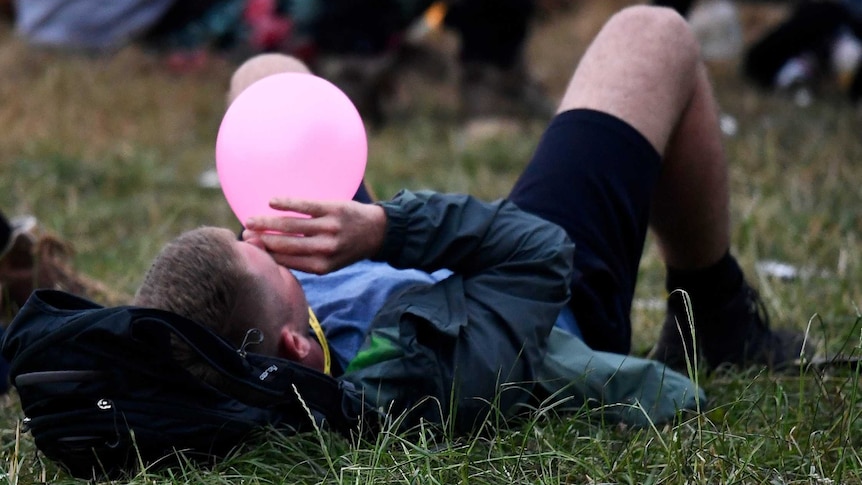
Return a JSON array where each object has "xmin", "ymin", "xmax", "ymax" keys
[
  {"xmin": 244, "ymin": 214, "xmax": 320, "ymax": 234},
  {"xmin": 269, "ymin": 254, "xmax": 330, "ymax": 275},
  {"xmin": 252, "ymin": 233, "xmax": 314, "ymax": 256},
  {"xmin": 256, "ymin": 232, "xmax": 336, "ymax": 257},
  {"xmin": 268, "ymin": 198, "xmax": 333, "ymax": 217}
]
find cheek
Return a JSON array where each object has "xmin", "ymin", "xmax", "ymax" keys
[
  {"xmin": 280, "ymin": 269, "xmax": 300, "ymax": 295},
  {"xmin": 263, "ymin": 327, "xmax": 284, "ymax": 357},
  {"xmin": 290, "ymin": 276, "xmax": 307, "ymax": 307}
]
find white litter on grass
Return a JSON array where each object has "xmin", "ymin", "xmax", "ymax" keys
[
  {"xmin": 756, "ymin": 260, "xmax": 799, "ymax": 280},
  {"xmin": 755, "ymin": 259, "xmax": 830, "ymax": 281},
  {"xmin": 198, "ymin": 168, "xmax": 221, "ymax": 189},
  {"xmin": 719, "ymin": 113, "xmax": 738, "ymax": 137},
  {"xmin": 633, "ymin": 260, "xmax": 828, "ymax": 312}
]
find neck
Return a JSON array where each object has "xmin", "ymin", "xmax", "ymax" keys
[{"xmin": 300, "ymin": 341, "xmax": 326, "ymax": 373}]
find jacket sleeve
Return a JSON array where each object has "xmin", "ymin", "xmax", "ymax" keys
[{"xmin": 343, "ymin": 190, "xmax": 574, "ymax": 432}]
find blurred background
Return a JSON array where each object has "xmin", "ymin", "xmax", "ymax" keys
[{"xmin": 0, "ymin": 0, "xmax": 860, "ymax": 357}]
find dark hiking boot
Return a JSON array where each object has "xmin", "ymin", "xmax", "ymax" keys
[
  {"xmin": 649, "ymin": 283, "xmax": 813, "ymax": 372},
  {"xmin": 649, "ymin": 290, "xmax": 698, "ymax": 372}
]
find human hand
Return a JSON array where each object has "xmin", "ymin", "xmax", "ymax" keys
[{"xmin": 242, "ymin": 198, "xmax": 386, "ymax": 274}]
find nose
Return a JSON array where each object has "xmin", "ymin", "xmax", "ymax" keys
[{"xmin": 244, "ymin": 236, "xmax": 267, "ymax": 250}]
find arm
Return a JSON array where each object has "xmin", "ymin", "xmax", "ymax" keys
[
  {"xmin": 244, "ymin": 190, "xmax": 573, "ymax": 314},
  {"xmin": 354, "ymin": 190, "xmax": 575, "ymax": 431},
  {"xmin": 242, "ymin": 197, "xmax": 386, "ymax": 275},
  {"xmin": 374, "ymin": 189, "xmax": 573, "ymax": 309},
  {"xmin": 244, "ymin": 190, "xmax": 574, "ymax": 430}
]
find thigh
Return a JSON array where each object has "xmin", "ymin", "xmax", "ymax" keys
[
  {"xmin": 509, "ymin": 109, "xmax": 661, "ymax": 354},
  {"xmin": 555, "ymin": 6, "xmax": 699, "ymax": 155}
]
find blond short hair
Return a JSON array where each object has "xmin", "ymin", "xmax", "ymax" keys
[
  {"xmin": 227, "ymin": 53, "xmax": 312, "ymax": 106},
  {"xmin": 135, "ymin": 227, "xmax": 267, "ymax": 387}
]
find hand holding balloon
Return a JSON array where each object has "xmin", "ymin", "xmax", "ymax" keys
[
  {"xmin": 243, "ymin": 197, "xmax": 387, "ymax": 275},
  {"xmin": 216, "ymin": 73, "xmax": 367, "ymax": 224}
]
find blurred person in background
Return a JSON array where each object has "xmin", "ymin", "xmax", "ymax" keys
[
  {"xmin": 649, "ymin": 0, "xmax": 862, "ymax": 102},
  {"xmin": 0, "ymin": 0, "xmax": 13, "ymax": 22},
  {"xmin": 13, "ymin": 0, "xmax": 551, "ymax": 127},
  {"xmin": 743, "ymin": 0, "xmax": 862, "ymax": 103},
  {"xmin": 654, "ymin": 0, "xmax": 696, "ymax": 16}
]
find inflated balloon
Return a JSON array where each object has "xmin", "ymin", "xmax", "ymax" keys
[{"xmin": 216, "ymin": 72, "xmax": 367, "ymax": 224}]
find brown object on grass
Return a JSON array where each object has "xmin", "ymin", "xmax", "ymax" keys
[{"xmin": 0, "ymin": 224, "xmax": 128, "ymax": 326}]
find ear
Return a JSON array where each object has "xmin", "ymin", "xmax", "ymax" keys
[{"xmin": 277, "ymin": 327, "xmax": 311, "ymax": 361}]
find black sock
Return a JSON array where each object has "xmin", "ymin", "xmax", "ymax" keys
[{"xmin": 665, "ymin": 250, "xmax": 744, "ymax": 311}]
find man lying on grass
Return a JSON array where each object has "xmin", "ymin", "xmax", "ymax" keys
[{"xmin": 135, "ymin": 6, "xmax": 811, "ymax": 431}]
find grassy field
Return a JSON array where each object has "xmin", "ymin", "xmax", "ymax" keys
[{"xmin": 1, "ymin": 1, "xmax": 862, "ymax": 483}]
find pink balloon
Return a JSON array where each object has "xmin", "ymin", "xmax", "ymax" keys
[{"xmin": 216, "ymin": 72, "xmax": 367, "ymax": 224}]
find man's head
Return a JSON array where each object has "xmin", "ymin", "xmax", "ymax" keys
[
  {"xmin": 134, "ymin": 227, "xmax": 324, "ymax": 373},
  {"xmin": 227, "ymin": 53, "xmax": 312, "ymax": 106}
]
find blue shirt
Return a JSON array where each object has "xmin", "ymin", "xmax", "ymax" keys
[{"xmin": 295, "ymin": 260, "xmax": 581, "ymax": 373}]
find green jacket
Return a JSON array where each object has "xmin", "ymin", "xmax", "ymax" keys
[{"xmin": 341, "ymin": 190, "xmax": 704, "ymax": 431}]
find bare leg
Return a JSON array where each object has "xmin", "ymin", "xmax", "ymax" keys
[
  {"xmin": 557, "ymin": 5, "xmax": 729, "ymax": 270},
  {"xmin": 650, "ymin": 65, "xmax": 730, "ymax": 270},
  {"xmin": 550, "ymin": 6, "xmax": 808, "ymax": 369}
]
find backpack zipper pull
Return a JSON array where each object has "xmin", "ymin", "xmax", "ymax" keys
[{"xmin": 237, "ymin": 328, "xmax": 264, "ymax": 358}]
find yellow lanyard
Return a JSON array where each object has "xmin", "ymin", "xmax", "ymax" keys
[{"xmin": 307, "ymin": 307, "xmax": 331, "ymax": 376}]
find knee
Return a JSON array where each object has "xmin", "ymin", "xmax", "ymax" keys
[
  {"xmin": 608, "ymin": 5, "xmax": 691, "ymax": 38},
  {"xmin": 604, "ymin": 5, "xmax": 700, "ymax": 69}
]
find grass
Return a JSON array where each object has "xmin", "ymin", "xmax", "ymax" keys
[{"xmin": 1, "ymin": 1, "xmax": 862, "ymax": 483}]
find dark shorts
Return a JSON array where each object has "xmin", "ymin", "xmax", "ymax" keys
[{"xmin": 508, "ymin": 109, "xmax": 662, "ymax": 354}]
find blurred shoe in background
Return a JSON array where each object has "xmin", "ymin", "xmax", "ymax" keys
[{"xmin": 0, "ymin": 217, "xmax": 127, "ymax": 326}]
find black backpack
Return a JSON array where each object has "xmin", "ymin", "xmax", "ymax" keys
[{"xmin": 0, "ymin": 289, "xmax": 376, "ymax": 479}]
